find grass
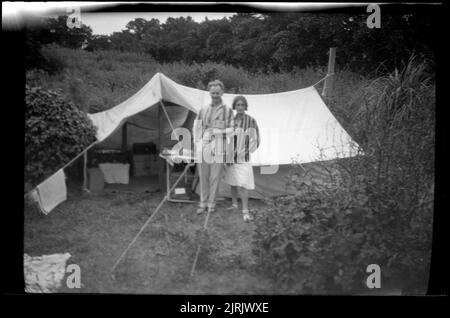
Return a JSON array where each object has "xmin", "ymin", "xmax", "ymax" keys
[
  {"xmin": 26, "ymin": 45, "xmax": 368, "ymax": 130},
  {"xmin": 24, "ymin": 186, "xmax": 414, "ymax": 294},
  {"xmin": 24, "ymin": 188, "xmax": 277, "ymax": 294}
]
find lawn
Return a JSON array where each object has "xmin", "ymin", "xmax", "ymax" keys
[
  {"xmin": 24, "ymin": 187, "xmax": 276, "ymax": 294},
  {"xmin": 23, "ymin": 185, "xmax": 415, "ymax": 295}
]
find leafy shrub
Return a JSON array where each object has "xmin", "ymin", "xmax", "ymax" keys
[
  {"xmin": 25, "ymin": 85, "xmax": 97, "ymax": 191},
  {"xmin": 25, "ymin": 36, "xmax": 46, "ymax": 71},
  {"xmin": 40, "ymin": 44, "xmax": 70, "ymax": 74},
  {"xmin": 252, "ymin": 57, "xmax": 434, "ymax": 294},
  {"xmin": 253, "ymin": 158, "xmax": 371, "ymax": 293},
  {"xmin": 157, "ymin": 61, "xmax": 252, "ymax": 92},
  {"xmin": 29, "ymin": 47, "xmax": 361, "ymax": 113}
]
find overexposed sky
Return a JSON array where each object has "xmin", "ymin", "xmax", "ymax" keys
[
  {"xmin": 81, "ymin": 12, "xmax": 236, "ymax": 35},
  {"xmin": 2, "ymin": 2, "xmax": 370, "ymax": 34},
  {"xmin": 2, "ymin": 2, "xmax": 237, "ymax": 34}
]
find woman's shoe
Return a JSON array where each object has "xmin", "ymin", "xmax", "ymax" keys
[{"xmin": 243, "ymin": 210, "xmax": 253, "ymax": 221}]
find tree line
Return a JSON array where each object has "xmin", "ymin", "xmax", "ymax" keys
[{"xmin": 26, "ymin": 11, "xmax": 435, "ymax": 74}]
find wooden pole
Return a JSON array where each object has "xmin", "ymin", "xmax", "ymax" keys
[
  {"xmin": 158, "ymin": 103, "xmax": 165, "ymax": 191},
  {"xmin": 190, "ymin": 204, "xmax": 212, "ymax": 278},
  {"xmin": 83, "ymin": 151, "xmax": 88, "ymax": 191},
  {"xmin": 159, "ymin": 100, "xmax": 177, "ymax": 137},
  {"xmin": 121, "ymin": 122, "xmax": 128, "ymax": 152},
  {"xmin": 110, "ymin": 163, "xmax": 192, "ymax": 273},
  {"xmin": 322, "ymin": 47, "xmax": 336, "ymax": 98},
  {"xmin": 166, "ymin": 160, "xmax": 170, "ymax": 199}
]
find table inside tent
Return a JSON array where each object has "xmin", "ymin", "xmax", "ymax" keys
[{"xmin": 159, "ymin": 148, "xmax": 199, "ymax": 203}]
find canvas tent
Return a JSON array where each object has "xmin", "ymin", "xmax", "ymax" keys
[{"xmin": 87, "ymin": 72, "xmax": 359, "ymax": 198}]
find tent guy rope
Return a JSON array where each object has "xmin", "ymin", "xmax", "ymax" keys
[
  {"xmin": 312, "ymin": 73, "xmax": 335, "ymax": 88},
  {"xmin": 190, "ymin": 198, "xmax": 213, "ymax": 278},
  {"xmin": 110, "ymin": 163, "xmax": 193, "ymax": 274}
]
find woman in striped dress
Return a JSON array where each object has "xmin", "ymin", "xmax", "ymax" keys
[{"xmin": 223, "ymin": 95, "xmax": 260, "ymax": 221}]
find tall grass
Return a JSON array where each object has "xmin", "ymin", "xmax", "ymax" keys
[
  {"xmin": 253, "ymin": 56, "xmax": 435, "ymax": 294},
  {"xmin": 26, "ymin": 45, "xmax": 367, "ymax": 125}
]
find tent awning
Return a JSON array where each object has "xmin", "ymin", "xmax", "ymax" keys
[{"xmin": 87, "ymin": 73, "xmax": 360, "ymax": 166}]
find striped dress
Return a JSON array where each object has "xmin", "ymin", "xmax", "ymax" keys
[
  {"xmin": 233, "ymin": 113, "xmax": 260, "ymax": 163},
  {"xmin": 223, "ymin": 112, "xmax": 260, "ymax": 189}
]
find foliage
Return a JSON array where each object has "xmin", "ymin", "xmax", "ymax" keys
[
  {"xmin": 26, "ymin": 10, "xmax": 435, "ymax": 75},
  {"xmin": 27, "ymin": 46, "xmax": 362, "ymax": 115},
  {"xmin": 25, "ymin": 15, "xmax": 92, "ymax": 71},
  {"xmin": 39, "ymin": 43, "xmax": 70, "ymax": 74},
  {"xmin": 26, "ymin": 15, "xmax": 92, "ymax": 49},
  {"xmin": 252, "ymin": 57, "xmax": 434, "ymax": 294},
  {"xmin": 25, "ymin": 86, "xmax": 97, "ymax": 191}
]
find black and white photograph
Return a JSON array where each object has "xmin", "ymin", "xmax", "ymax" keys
[{"xmin": 4, "ymin": 1, "xmax": 444, "ymax": 298}]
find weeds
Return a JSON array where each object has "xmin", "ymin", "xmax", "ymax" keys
[{"xmin": 252, "ymin": 56, "xmax": 434, "ymax": 294}]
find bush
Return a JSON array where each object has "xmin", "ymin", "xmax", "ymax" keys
[
  {"xmin": 157, "ymin": 61, "xmax": 252, "ymax": 92},
  {"xmin": 252, "ymin": 56, "xmax": 434, "ymax": 294},
  {"xmin": 40, "ymin": 44, "xmax": 70, "ymax": 75},
  {"xmin": 26, "ymin": 46, "xmax": 369, "ymax": 114},
  {"xmin": 25, "ymin": 85, "xmax": 97, "ymax": 191}
]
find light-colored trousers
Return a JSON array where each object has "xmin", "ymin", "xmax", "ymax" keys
[{"xmin": 198, "ymin": 162, "xmax": 224, "ymax": 209}]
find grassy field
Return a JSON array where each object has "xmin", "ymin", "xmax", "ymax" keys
[
  {"xmin": 24, "ymin": 187, "xmax": 281, "ymax": 294},
  {"xmin": 23, "ymin": 185, "xmax": 411, "ymax": 295}
]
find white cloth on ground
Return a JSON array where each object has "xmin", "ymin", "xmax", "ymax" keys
[
  {"xmin": 24, "ymin": 253, "xmax": 71, "ymax": 293},
  {"xmin": 98, "ymin": 163, "xmax": 130, "ymax": 184},
  {"xmin": 223, "ymin": 162, "xmax": 255, "ymax": 190},
  {"xmin": 35, "ymin": 169, "xmax": 67, "ymax": 215}
]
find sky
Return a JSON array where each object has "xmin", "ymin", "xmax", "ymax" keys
[
  {"xmin": 2, "ymin": 2, "xmax": 369, "ymax": 34},
  {"xmin": 81, "ymin": 12, "xmax": 236, "ymax": 35},
  {"xmin": 2, "ymin": 2, "xmax": 237, "ymax": 34}
]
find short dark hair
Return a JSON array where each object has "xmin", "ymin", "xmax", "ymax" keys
[
  {"xmin": 232, "ymin": 95, "xmax": 248, "ymax": 110},
  {"xmin": 207, "ymin": 80, "xmax": 225, "ymax": 91}
]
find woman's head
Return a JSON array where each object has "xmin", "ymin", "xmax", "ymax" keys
[{"xmin": 232, "ymin": 95, "xmax": 248, "ymax": 113}]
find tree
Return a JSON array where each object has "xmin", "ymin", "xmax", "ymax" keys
[
  {"xmin": 159, "ymin": 16, "xmax": 200, "ymax": 62},
  {"xmin": 25, "ymin": 15, "xmax": 93, "ymax": 71},
  {"xmin": 30, "ymin": 11, "xmax": 434, "ymax": 74},
  {"xmin": 30, "ymin": 15, "xmax": 92, "ymax": 49},
  {"xmin": 110, "ymin": 30, "xmax": 140, "ymax": 52},
  {"xmin": 85, "ymin": 35, "xmax": 112, "ymax": 51}
]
